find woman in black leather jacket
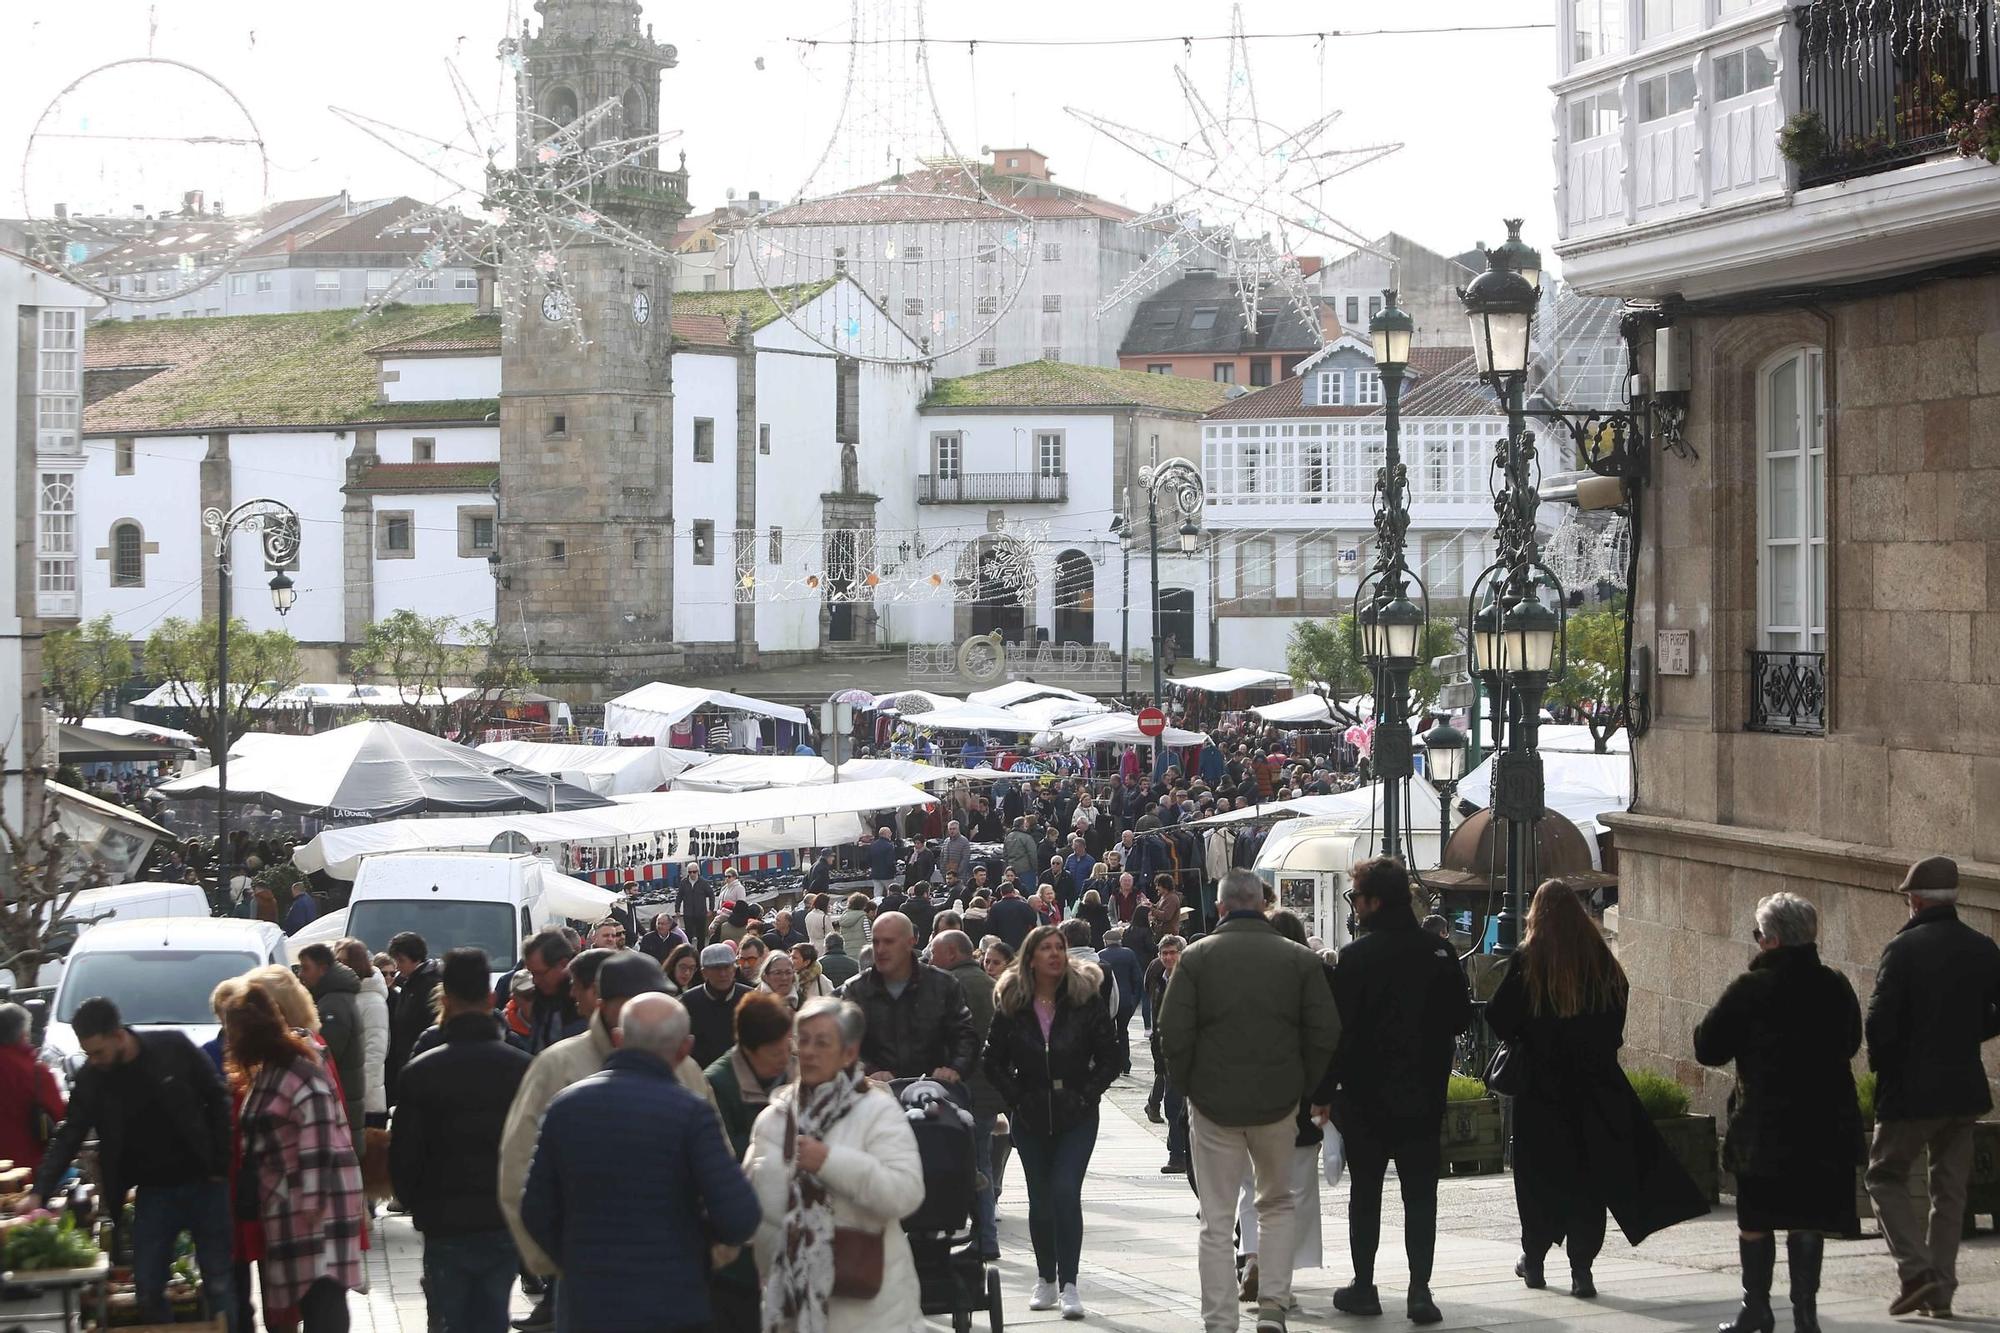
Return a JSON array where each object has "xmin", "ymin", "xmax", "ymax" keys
[{"xmin": 982, "ymin": 922, "xmax": 1119, "ymax": 1320}]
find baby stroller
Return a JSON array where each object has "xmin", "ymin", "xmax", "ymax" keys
[{"xmin": 894, "ymin": 1078, "xmax": 1004, "ymax": 1333}]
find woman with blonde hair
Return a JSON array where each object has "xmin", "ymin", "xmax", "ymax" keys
[
  {"xmin": 1487, "ymin": 880, "xmax": 1707, "ymax": 1299},
  {"xmin": 981, "ymin": 922, "xmax": 1119, "ymax": 1319},
  {"xmin": 219, "ymin": 981, "xmax": 366, "ymax": 1331}
]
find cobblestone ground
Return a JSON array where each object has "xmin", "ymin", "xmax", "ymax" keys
[{"xmin": 77, "ymin": 1029, "xmax": 1981, "ymax": 1332}]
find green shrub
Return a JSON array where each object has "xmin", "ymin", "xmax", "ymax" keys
[
  {"xmin": 1627, "ymin": 1067, "xmax": 1691, "ymax": 1118},
  {"xmin": 1447, "ymin": 1074, "xmax": 1489, "ymax": 1102},
  {"xmin": 1857, "ymin": 1071, "xmax": 1877, "ymax": 1122}
]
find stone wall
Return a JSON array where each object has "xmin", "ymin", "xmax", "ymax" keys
[{"xmin": 1608, "ymin": 272, "xmax": 2000, "ymax": 1111}]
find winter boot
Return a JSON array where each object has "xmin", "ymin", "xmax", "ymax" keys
[
  {"xmin": 1720, "ymin": 1234, "xmax": 1777, "ymax": 1333},
  {"xmin": 1787, "ymin": 1232, "xmax": 1823, "ymax": 1333}
]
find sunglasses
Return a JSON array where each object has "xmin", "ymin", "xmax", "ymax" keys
[{"xmin": 1752, "ymin": 927, "xmax": 1763, "ymax": 943}]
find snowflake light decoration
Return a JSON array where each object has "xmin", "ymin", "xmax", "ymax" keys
[
  {"xmin": 1066, "ymin": 4, "xmax": 1402, "ymax": 342},
  {"xmin": 731, "ymin": 523, "xmax": 1059, "ymax": 606},
  {"xmin": 332, "ymin": 48, "xmax": 682, "ymax": 347}
]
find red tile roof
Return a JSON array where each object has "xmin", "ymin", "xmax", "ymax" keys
[
  {"xmin": 1203, "ymin": 347, "xmax": 1497, "ymax": 420},
  {"xmin": 671, "ymin": 312, "xmax": 735, "ymax": 346},
  {"xmin": 760, "ymin": 164, "xmax": 1139, "ymax": 227}
]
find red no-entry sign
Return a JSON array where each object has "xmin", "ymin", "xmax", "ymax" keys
[{"xmin": 1136, "ymin": 707, "xmax": 1167, "ymax": 738}]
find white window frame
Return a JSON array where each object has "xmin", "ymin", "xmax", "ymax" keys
[
  {"xmin": 109, "ymin": 518, "xmax": 144, "ymax": 589},
  {"xmin": 315, "ymin": 270, "xmax": 340, "ymax": 293},
  {"xmin": 1240, "ymin": 536, "xmax": 1277, "ymax": 600},
  {"xmin": 1035, "ymin": 430, "xmax": 1065, "ymax": 478},
  {"xmin": 453, "ymin": 271, "xmax": 479, "ymax": 291},
  {"xmin": 366, "ymin": 270, "xmax": 392, "ymax": 295},
  {"xmin": 932, "ymin": 431, "xmax": 963, "ymax": 481},
  {"xmin": 255, "ymin": 271, "xmax": 274, "ymax": 293},
  {"xmin": 37, "ymin": 310, "xmax": 81, "ymax": 454},
  {"xmin": 1354, "ymin": 370, "xmax": 1382, "ymax": 406},
  {"xmin": 1317, "ymin": 370, "xmax": 1344, "ymax": 406},
  {"xmin": 977, "ymin": 347, "xmax": 997, "ymax": 366},
  {"xmin": 38, "ymin": 474, "xmax": 78, "ymax": 606},
  {"xmin": 1756, "ymin": 347, "xmax": 1827, "ymax": 654}
]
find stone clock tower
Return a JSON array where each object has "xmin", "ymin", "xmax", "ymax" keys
[{"xmin": 498, "ymin": 0, "xmax": 689, "ymax": 690}]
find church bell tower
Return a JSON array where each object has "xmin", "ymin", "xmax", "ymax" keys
[{"xmin": 497, "ymin": 0, "xmax": 690, "ymax": 690}]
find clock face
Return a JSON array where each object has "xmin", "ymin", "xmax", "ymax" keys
[
  {"xmin": 541, "ymin": 289, "xmax": 574, "ymax": 323},
  {"xmin": 631, "ymin": 291, "xmax": 651, "ymax": 325}
]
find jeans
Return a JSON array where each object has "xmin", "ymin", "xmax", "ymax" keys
[
  {"xmin": 132, "ymin": 1180, "xmax": 236, "ymax": 1332},
  {"xmin": 1868, "ymin": 1116, "xmax": 1977, "ymax": 1303},
  {"xmin": 424, "ymin": 1229, "xmax": 519, "ymax": 1332},
  {"xmin": 1345, "ymin": 1115, "xmax": 1442, "ymax": 1291},
  {"xmin": 971, "ymin": 1111, "xmax": 999, "ymax": 1254},
  {"xmin": 1189, "ymin": 1108, "xmax": 1297, "ymax": 1332},
  {"xmin": 1114, "ymin": 1007, "xmax": 1136, "ymax": 1073},
  {"xmin": 1012, "ymin": 1112, "xmax": 1099, "ymax": 1285}
]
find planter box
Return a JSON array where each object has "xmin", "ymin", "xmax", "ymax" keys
[
  {"xmin": 1439, "ymin": 1096, "xmax": 1506, "ymax": 1177},
  {"xmin": 1654, "ymin": 1113, "xmax": 1719, "ymax": 1204}
]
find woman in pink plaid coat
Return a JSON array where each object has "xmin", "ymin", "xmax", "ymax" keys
[{"xmin": 221, "ymin": 982, "xmax": 367, "ymax": 1331}]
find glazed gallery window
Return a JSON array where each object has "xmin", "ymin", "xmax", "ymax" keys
[{"xmin": 1759, "ymin": 348, "xmax": 1826, "ymax": 653}]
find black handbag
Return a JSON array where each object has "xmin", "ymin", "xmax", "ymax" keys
[{"xmin": 1483, "ymin": 1041, "xmax": 1528, "ymax": 1097}]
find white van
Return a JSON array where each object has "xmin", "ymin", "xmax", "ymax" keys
[
  {"xmin": 5, "ymin": 881, "xmax": 215, "ymax": 991},
  {"xmin": 43, "ymin": 917, "xmax": 289, "ymax": 1072},
  {"xmin": 287, "ymin": 852, "xmax": 619, "ymax": 975}
]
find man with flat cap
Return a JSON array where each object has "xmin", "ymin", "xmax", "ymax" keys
[{"xmin": 1865, "ymin": 855, "xmax": 2000, "ymax": 1318}]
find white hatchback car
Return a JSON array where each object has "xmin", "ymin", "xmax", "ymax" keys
[{"xmin": 42, "ymin": 916, "xmax": 290, "ymax": 1076}]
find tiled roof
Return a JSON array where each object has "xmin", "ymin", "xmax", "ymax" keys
[
  {"xmin": 79, "ymin": 196, "xmax": 343, "ymax": 271},
  {"xmin": 759, "ymin": 165, "xmax": 1138, "ymax": 227},
  {"xmin": 1119, "ymin": 272, "xmax": 1331, "ymax": 357},
  {"xmin": 671, "ymin": 312, "xmax": 736, "ymax": 347},
  {"xmin": 671, "ymin": 281, "xmax": 838, "ymax": 330},
  {"xmin": 371, "ymin": 314, "xmax": 501, "ymax": 355},
  {"xmin": 925, "ymin": 361, "xmax": 1232, "ymax": 414},
  {"xmin": 1203, "ymin": 347, "xmax": 1499, "ymax": 420},
  {"xmin": 85, "ymin": 304, "xmax": 499, "ymax": 434},
  {"xmin": 346, "ymin": 461, "xmax": 500, "ymax": 493},
  {"xmin": 242, "ymin": 197, "xmax": 438, "ymax": 259}
]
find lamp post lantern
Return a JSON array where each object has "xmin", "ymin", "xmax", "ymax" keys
[
  {"xmin": 1423, "ymin": 718, "xmax": 1468, "ymax": 875},
  {"xmin": 203, "ymin": 498, "xmax": 302, "ymax": 895},
  {"xmin": 1355, "ymin": 289, "xmax": 1426, "ymax": 863},
  {"xmin": 1140, "ymin": 458, "xmax": 1205, "ymax": 704},
  {"xmin": 1459, "ymin": 224, "xmax": 1567, "ymax": 955}
]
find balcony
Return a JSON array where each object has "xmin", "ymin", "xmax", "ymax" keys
[
  {"xmin": 1796, "ymin": 0, "xmax": 1997, "ymax": 186},
  {"xmin": 918, "ymin": 472, "xmax": 1068, "ymax": 504},
  {"xmin": 1747, "ymin": 649, "xmax": 1826, "ymax": 736},
  {"xmin": 1554, "ymin": 0, "xmax": 2000, "ymax": 300}
]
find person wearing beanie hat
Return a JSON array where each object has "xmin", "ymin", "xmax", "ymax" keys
[
  {"xmin": 1865, "ymin": 854, "xmax": 2000, "ymax": 1317},
  {"xmin": 391, "ymin": 948, "xmax": 532, "ymax": 1332},
  {"xmin": 818, "ymin": 932, "xmax": 859, "ymax": 989},
  {"xmin": 498, "ymin": 946, "xmax": 712, "ymax": 1329},
  {"xmin": 684, "ymin": 944, "xmax": 754, "ymax": 1069}
]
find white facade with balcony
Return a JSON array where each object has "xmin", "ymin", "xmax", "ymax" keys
[{"xmin": 1553, "ymin": 0, "xmax": 2000, "ymax": 299}]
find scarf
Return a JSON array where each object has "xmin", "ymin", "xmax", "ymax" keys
[{"xmin": 761, "ymin": 1067, "xmax": 869, "ymax": 1333}]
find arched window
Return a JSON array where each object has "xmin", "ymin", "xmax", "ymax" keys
[
  {"xmin": 541, "ymin": 85, "xmax": 580, "ymax": 133},
  {"xmin": 1757, "ymin": 348, "xmax": 1826, "ymax": 652},
  {"xmin": 111, "ymin": 521, "xmax": 144, "ymax": 588}
]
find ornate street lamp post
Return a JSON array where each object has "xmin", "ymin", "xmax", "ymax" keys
[
  {"xmin": 1140, "ymin": 459, "xmax": 1205, "ymax": 703},
  {"xmin": 1460, "ymin": 223, "xmax": 1566, "ymax": 954},
  {"xmin": 1423, "ymin": 718, "xmax": 1469, "ymax": 862},
  {"xmin": 1354, "ymin": 290, "xmax": 1426, "ymax": 862},
  {"xmin": 203, "ymin": 499, "xmax": 301, "ymax": 890}
]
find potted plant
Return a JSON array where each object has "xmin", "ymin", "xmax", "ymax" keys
[
  {"xmin": 1628, "ymin": 1068, "xmax": 1718, "ymax": 1203},
  {"xmin": 1778, "ymin": 110, "xmax": 1831, "ymax": 173},
  {"xmin": 1439, "ymin": 1074, "xmax": 1505, "ymax": 1176}
]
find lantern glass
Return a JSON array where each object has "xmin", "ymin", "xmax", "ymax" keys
[
  {"xmin": 1504, "ymin": 599, "xmax": 1559, "ymax": 675},
  {"xmin": 1358, "ymin": 599, "xmax": 1385, "ymax": 663},
  {"xmin": 1368, "ymin": 291, "xmax": 1414, "ymax": 372},
  {"xmin": 1379, "ymin": 597, "xmax": 1424, "ymax": 665},
  {"xmin": 1470, "ymin": 308, "xmax": 1533, "ymax": 376},
  {"xmin": 1471, "ymin": 597, "xmax": 1503, "ymax": 672},
  {"xmin": 1178, "ymin": 518, "xmax": 1200, "ymax": 555},
  {"xmin": 1423, "ymin": 722, "xmax": 1468, "ymax": 783},
  {"xmin": 269, "ymin": 571, "xmax": 297, "ymax": 617}
]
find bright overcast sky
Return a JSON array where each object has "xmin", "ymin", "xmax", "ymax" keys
[{"xmin": 0, "ymin": 0, "xmax": 1560, "ymax": 268}]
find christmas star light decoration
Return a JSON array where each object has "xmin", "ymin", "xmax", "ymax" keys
[
  {"xmin": 1066, "ymin": 4, "xmax": 1402, "ymax": 343},
  {"xmin": 331, "ymin": 48, "xmax": 682, "ymax": 347},
  {"xmin": 732, "ymin": 523, "xmax": 1058, "ymax": 606}
]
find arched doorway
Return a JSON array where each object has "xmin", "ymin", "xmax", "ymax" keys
[
  {"xmin": 826, "ymin": 530, "xmax": 857, "ymax": 641},
  {"xmin": 1053, "ymin": 549, "xmax": 1094, "ymax": 645},
  {"xmin": 956, "ymin": 535, "xmax": 1034, "ymax": 644}
]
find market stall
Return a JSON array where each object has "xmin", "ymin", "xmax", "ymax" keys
[
  {"xmin": 475, "ymin": 740, "xmax": 698, "ymax": 796},
  {"xmin": 603, "ymin": 682, "xmax": 812, "ymax": 751}
]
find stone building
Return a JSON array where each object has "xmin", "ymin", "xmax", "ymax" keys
[{"xmin": 1550, "ymin": 0, "xmax": 2000, "ymax": 1103}]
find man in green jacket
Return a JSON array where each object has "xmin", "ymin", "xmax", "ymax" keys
[{"xmin": 1158, "ymin": 869, "xmax": 1340, "ymax": 1333}]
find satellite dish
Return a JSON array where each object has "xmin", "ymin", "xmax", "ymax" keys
[{"xmin": 488, "ymin": 831, "xmax": 533, "ymax": 856}]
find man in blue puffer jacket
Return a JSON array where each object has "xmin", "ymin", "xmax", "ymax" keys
[{"xmin": 521, "ymin": 992, "xmax": 760, "ymax": 1333}]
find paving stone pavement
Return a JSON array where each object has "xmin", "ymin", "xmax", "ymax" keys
[{"xmin": 332, "ymin": 1030, "xmax": 2000, "ymax": 1331}]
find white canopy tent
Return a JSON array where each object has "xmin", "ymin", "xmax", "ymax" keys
[
  {"xmin": 902, "ymin": 702, "xmax": 1045, "ymax": 734},
  {"xmin": 1173, "ymin": 668, "xmax": 1293, "ymax": 694},
  {"xmin": 1001, "ymin": 696, "xmax": 1109, "ymax": 728},
  {"xmin": 1456, "ymin": 749, "xmax": 1631, "ymax": 833},
  {"xmin": 602, "ymin": 683, "xmax": 810, "ymax": 744},
  {"xmin": 868, "ymin": 690, "xmax": 962, "ymax": 716},
  {"xmin": 965, "ymin": 681, "xmax": 1099, "ymax": 709},
  {"xmin": 157, "ymin": 719, "xmax": 607, "ymax": 818},
  {"xmin": 1036, "ymin": 711, "xmax": 1208, "ymax": 750},
  {"xmin": 1251, "ymin": 694, "xmax": 1347, "ymax": 726},
  {"xmin": 292, "ymin": 776, "xmax": 936, "ymax": 880},
  {"xmin": 1530, "ymin": 725, "xmax": 1632, "ymax": 754},
  {"xmin": 1186, "ymin": 779, "xmax": 1444, "ymax": 831},
  {"xmin": 665, "ymin": 754, "xmax": 953, "ymax": 793},
  {"xmin": 80, "ymin": 717, "xmax": 204, "ymax": 747},
  {"xmin": 474, "ymin": 741, "xmax": 697, "ymax": 796}
]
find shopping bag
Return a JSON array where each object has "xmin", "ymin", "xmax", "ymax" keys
[{"xmin": 1322, "ymin": 1126, "xmax": 1345, "ymax": 1188}]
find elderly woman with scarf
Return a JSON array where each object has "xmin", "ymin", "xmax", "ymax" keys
[
  {"xmin": 745, "ymin": 997, "xmax": 925, "ymax": 1333},
  {"xmin": 219, "ymin": 981, "xmax": 366, "ymax": 1332}
]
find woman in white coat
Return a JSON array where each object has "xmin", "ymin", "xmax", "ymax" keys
[
  {"xmin": 335, "ymin": 937, "xmax": 391, "ymax": 1121},
  {"xmin": 745, "ymin": 997, "xmax": 925, "ymax": 1333}
]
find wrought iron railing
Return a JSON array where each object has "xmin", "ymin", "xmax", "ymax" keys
[
  {"xmin": 1795, "ymin": 0, "xmax": 1999, "ymax": 186},
  {"xmin": 1748, "ymin": 649, "xmax": 1827, "ymax": 735},
  {"xmin": 917, "ymin": 472, "xmax": 1068, "ymax": 504}
]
